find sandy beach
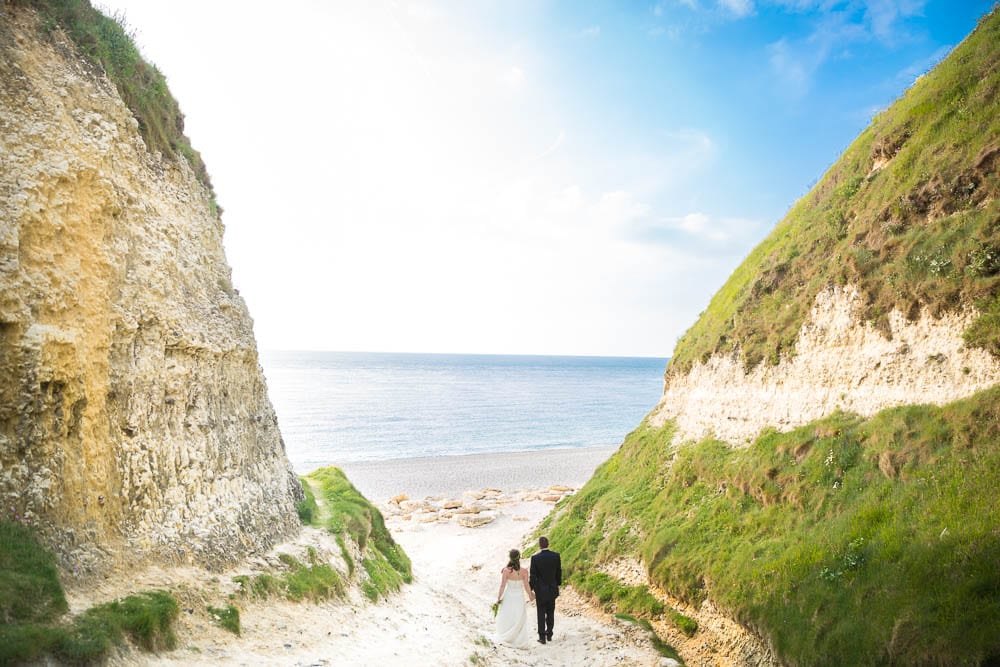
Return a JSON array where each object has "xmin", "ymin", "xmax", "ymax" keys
[
  {"xmin": 77, "ymin": 446, "xmax": 670, "ymax": 666},
  {"xmin": 337, "ymin": 444, "xmax": 619, "ymax": 502}
]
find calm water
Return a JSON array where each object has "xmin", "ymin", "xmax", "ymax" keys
[{"xmin": 259, "ymin": 351, "xmax": 666, "ymax": 471}]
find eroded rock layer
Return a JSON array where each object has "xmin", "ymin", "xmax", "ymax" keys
[
  {"xmin": 651, "ymin": 285, "xmax": 1000, "ymax": 446},
  {"xmin": 0, "ymin": 9, "xmax": 300, "ymax": 571}
]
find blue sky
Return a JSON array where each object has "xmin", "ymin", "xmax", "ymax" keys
[{"xmin": 99, "ymin": 0, "xmax": 994, "ymax": 356}]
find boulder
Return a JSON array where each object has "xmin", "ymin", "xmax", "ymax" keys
[{"xmin": 457, "ymin": 514, "xmax": 496, "ymax": 528}]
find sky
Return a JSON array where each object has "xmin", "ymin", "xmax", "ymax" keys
[{"xmin": 96, "ymin": 0, "xmax": 994, "ymax": 357}]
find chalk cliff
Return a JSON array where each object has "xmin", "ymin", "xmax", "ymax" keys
[
  {"xmin": 0, "ymin": 6, "xmax": 301, "ymax": 572},
  {"xmin": 651, "ymin": 284, "xmax": 1000, "ymax": 446}
]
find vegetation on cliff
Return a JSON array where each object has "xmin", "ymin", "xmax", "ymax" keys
[
  {"xmin": 303, "ymin": 468, "xmax": 412, "ymax": 602},
  {"xmin": 0, "ymin": 520, "xmax": 179, "ymax": 665},
  {"xmin": 233, "ymin": 547, "xmax": 347, "ymax": 604},
  {"xmin": 230, "ymin": 470, "xmax": 410, "ymax": 606},
  {"xmin": 12, "ymin": 0, "xmax": 216, "ymax": 201},
  {"xmin": 540, "ymin": 387, "xmax": 1000, "ymax": 665},
  {"xmin": 669, "ymin": 8, "xmax": 1000, "ymax": 374}
]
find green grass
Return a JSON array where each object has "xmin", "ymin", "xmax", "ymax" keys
[
  {"xmin": 235, "ymin": 469, "xmax": 411, "ymax": 605},
  {"xmin": 540, "ymin": 386, "xmax": 1000, "ymax": 666},
  {"xmin": 233, "ymin": 548, "xmax": 345, "ymax": 604},
  {"xmin": 16, "ymin": 0, "xmax": 216, "ymax": 201},
  {"xmin": 296, "ymin": 477, "xmax": 318, "ymax": 525},
  {"xmin": 1, "ymin": 519, "xmax": 182, "ymax": 664},
  {"xmin": 63, "ymin": 590, "xmax": 179, "ymax": 657},
  {"xmin": 305, "ymin": 467, "xmax": 412, "ymax": 601},
  {"xmin": 206, "ymin": 604, "xmax": 240, "ymax": 636},
  {"xmin": 668, "ymin": 8, "xmax": 1000, "ymax": 374},
  {"xmin": 0, "ymin": 519, "xmax": 67, "ymax": 625},
  {"xmin": 0, "ymin": 587, "xmax": 178, "ymax": 665}
]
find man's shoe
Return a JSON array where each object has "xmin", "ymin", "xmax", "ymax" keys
[
  {"xmin": 546, "ymin": 634, "xmax": 553, "ymax": 641},
  {"xmin": 537, "ymin": 638, "xmax": 546, "ymax": 645}
]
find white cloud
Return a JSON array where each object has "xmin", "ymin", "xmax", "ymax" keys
[
  {"xmin": 863, "ymin": 0, "xmax": 927, "ymax": 40},
  {"xmin": 718, "ymin": 0, "xmax": 754, "ymax": 17},
  {"xmin": 580, "ymin": 25, "xmax": 601, "ymax": 37},
  {"xmin": 764, "ymin": 0, "xmax": 930, "ymax": 98},
  {"xmin": 629, "ymin": 212, "xmax": 766, "ymax": 246},
  {"xmin": 675, "ymin": 212, "xmax": 728, "ymax": 240}
]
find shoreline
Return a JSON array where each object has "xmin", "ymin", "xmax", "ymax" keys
[{"xmin": 328, "ymin": 444, "xmax": 619, "ymax": 503}]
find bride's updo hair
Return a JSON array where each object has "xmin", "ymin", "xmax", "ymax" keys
[{"xmin": 507, "ymin": 548, "xmax": 521, "ymax": 571}]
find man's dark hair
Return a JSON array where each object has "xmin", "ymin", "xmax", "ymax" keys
[{"xmin": 539, "ymin": 536, "xmax": 549, "ymax": 549}]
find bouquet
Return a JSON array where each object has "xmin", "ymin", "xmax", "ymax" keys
[{"xmin": 491, "ymin": 601, "xmax": 500, "ymax": 618}]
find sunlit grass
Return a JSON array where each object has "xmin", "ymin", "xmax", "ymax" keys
[{"xmin": 540, "ymin": 386, "xmax": 1000, "ymax": 665}]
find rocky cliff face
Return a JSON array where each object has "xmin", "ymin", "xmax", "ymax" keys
[
  {"xmin": 0, "ymin": 8, "xmax": 301, "ymax": 572},
  {"xmin": 652, "ymin": 284, "xmax": 1000, "ymax": 446}
]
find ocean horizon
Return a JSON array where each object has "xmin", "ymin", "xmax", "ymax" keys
[{"xmin": 259, "ymin": 350, "xmax": 667, "ymax": 473}]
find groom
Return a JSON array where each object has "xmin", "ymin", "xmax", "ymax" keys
[{"xmin": 529, "ymin": 535, "xmax": 562, "ymax": 644}]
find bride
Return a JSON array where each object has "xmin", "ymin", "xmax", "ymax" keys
[{"xmin": 494, "ymin": 548, "xmax": 535, "ymax": 647}]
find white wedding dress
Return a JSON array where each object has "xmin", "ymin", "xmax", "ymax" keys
[{"xmin": 494, "ymin": 578, "xmax": 533, "ymax": 648}]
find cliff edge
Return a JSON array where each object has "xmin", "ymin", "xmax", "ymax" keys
[{"xmin": 0, "ymin": 4, "xmax": 301, "ymax": 573}]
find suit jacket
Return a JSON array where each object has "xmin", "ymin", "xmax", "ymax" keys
[{"xmin": 529, "ymin": 549, "xmax": 562, "ymax": 602}]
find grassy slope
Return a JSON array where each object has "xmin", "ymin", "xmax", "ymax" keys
[
  {"xmin": 669, "ymin": 8, "xmax": 1000, "ymax": 374},
  {"xmin": 0, "ymin": 520, "xmax": 179, "ymax": 665},
  {"xmin": 16, "ymin": 0, "xmax": 216, "ymax": 203},
  {"xmin": 232, "ymin": 469, "xmax": 410, "ymax": 605},
  {"xmin": 304, "ymin": 467, "xmax": 412, "ymax": 602},
  {"xmin": 540, "ymin": 388, "xmax": 1000, "ymax": 665}
]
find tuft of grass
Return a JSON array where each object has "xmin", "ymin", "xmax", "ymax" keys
[
  {"xmin": 0, "ymin": 519, "xmax": 68, "ymax": 624},
  {"xmin": 668, "ymin": 610, "xmax": 697, "ymax": 638},
  {"xmin": 668, "ymin": 8, "xmax": 1000, "ymax": 374},
  {"xmin": 296, "ymin": 477, "xmax": 318, "ymax": 525},
  {"xmin": 207, "ymin": 604, "xmax": 240, "ymax": 636},
  {"xmin": 579, "ymin": 572, "xmax": 664, "ymax": 619},
  {"xmin": 17, "ymin": 0, "xmax": 217, "ymax": 202},
  {"xmin": 0, "ymin": 590, "xmax": 179, "ymax": 665},
  {"xmin": 233, "ymin": 551, "xmax": 345, "ymax": 604},
  {"xmin": 65, "ymin": 590, "xmax": 179, "ymax": 656},
  {"xmin": 540, "ymin": 386, "xmax": 1000, "ymax": 665},
  {"xmin": 0, "ymin": 519, "xmax": 181, "ymax": 664},
  {"xmin": 306, "ymin": 467, "xmax": 412, "ymax": 601},
  {"xmin": 963, "ymin": 291, "xmax": 1000, "ymax": 356},
  {"xmin": 360, "ymin": 556, "xmax": 405, "ymax": 602}
]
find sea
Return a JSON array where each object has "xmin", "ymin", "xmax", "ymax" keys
[{"xmin": 259, "ymin": 351, "xmax": 667, "ymax": 473}]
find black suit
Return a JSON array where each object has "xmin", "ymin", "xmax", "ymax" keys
[{"xmin": 529, "ymin": 548, "xmax": 561, "ymax": 641}]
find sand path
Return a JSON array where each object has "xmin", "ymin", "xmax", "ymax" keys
[{"xmin": 93, "ymin": 491, "xmax": 664, "ymax": 666}]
